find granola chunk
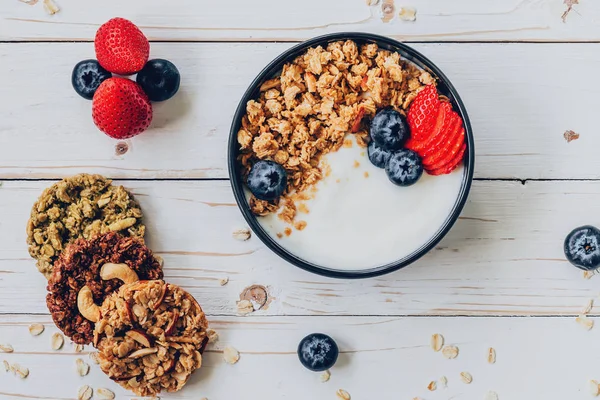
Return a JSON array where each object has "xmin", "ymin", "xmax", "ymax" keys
[
  {"xmin": 26, "ymin": 174, "xmax": 145, "ymax": 278},
  {"xmin": 237, "ymin": 40, "xmax": 432, "ymax": 222},
  {"xmin": 46, "ymin": 232, "xmax": 162, "ymax": 344},
  {"xmin": 94, "ymin": 280, "xmax": 209, "ymax": 396}
]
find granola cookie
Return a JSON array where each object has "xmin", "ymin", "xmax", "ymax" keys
[
  {"xmin": 26, "ymin": 173, "xmax": 145, "ymax": 278},
  {"xmin": 46, "ymin": 232, "xmax": 163, "ymax": 344},
  {"xmin": 237, "ymin": 40, "xmax": 434, "ymax": 220},
  {"xmin": 94, "ymin": 280, "xmax": 209, "ymax": 396}
]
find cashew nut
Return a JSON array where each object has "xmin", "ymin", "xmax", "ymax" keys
[
  {"xmin": 100, "ymin": 263, "xmax": 139, "ymax": 284},
  {"xmin": 77, "ymin": 285, "xmax": 100, "ymax": 322}
]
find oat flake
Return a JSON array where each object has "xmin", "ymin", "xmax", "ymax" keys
[
  {"xmin": 336, "ymin": 389, "xmax": 351, "ymax": 400},
  {"xmin": 0, "ymin": 344, "xmax": 14, "ymax": 353},
  {"xmin": 3, "ymin": 360, "xmax": 9, "ymax": 371},
  {"xmin": 77, "ymin": 385, "xmax": 93, "ymax": 400},
  {"xmin": 427, "ymin": 381, "xmax": 437, "ymax": 391},
  {"xmin": 487, "ymin": 347, "xmax": 496, "ymax": 364},
  {"xmin": 486, "ymin": 391, "xmax": 499, "ymax": 400},
  {"xmin": 320, "ymin": 369, "xmax": 331, "ymax": 382},
  {"xmin": 430, "ymin": 333, "xmax": 444, "ymax": 352},
  {"xmin": 460, "ymin": 371, "xmax": 473, "ymax": 384},
  {"xmin": 439, "ymin": 376, "xmax": 448, "ymax": 388},
  {"xmin": 399, "ymin": 6, "xmax": 417, "ymax": 21},
  {"xmin": 590, "ymin": 380, "xmax": 600, "ymax": 396},
  {"xmin": 576, "ymin": 315, "xmax": 594, "ymax": 330},
  {"xmin": 76, "ymin": 358, "xmax": 90, "ymax": 376},
  {"xmin": 28, "ymin": 323, "xmax": 45, "ymax": 336},
  {"xmin": 223, "ymin": 346, "xmax": 240, "ymax": 364},
  {"xmin": 583, "ymin": 299, "xmax": 594, "ymax": 315},
  {"xmin": 96, "ymin": 388, "xmax": 116, "ymax": 400},
  {"xmin": 219, "ymin": 277, "xmax": 229, "ymax": 286},
  {"xmin": 74, "ymin": 343, "xmax": 84, "ymax": 352},
  {"xmin": 43, "ymin": 0, "xmax": 59, "ymax": 14},
  {"xmin": 207, "ymin": 329, "xmax": 219, "ymax": 344},
  {"xmin": 51, "ymin": 332, "xmax": 64, "ymax": 350},
  {"xmin": 13, "ymin": 363, "xmax": 29, "ymax": 379},
  {"xmin": 89, "ymin": 352, "xmax": 99, "ymax": 364},
  {"xmin": 442, "ymin": 345, "xmax": 459, "ymax": 359},
  {"xmin": 237, "ymin": 299, "xmax": 254, "ymax": 315},
  {"xmin": 232, "ymin": 228, "xmax": 251, "ymax": 241}
]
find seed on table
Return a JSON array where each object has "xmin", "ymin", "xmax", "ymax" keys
[
  {"xmin": 28, "ymin": 323, "xmax": 45, "ymax": 336},
  {"xmin": 51, "ymin": 333, "xmax": 64, "ymax": 350},
  {"xmin": 430, "ymin": 333, "xmax": 444, "ymax": 352}
]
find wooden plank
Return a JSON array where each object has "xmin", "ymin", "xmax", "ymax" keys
[
  {"xmin": 0, "ymin": 42, "xmax": 599, "ymax": 180},
  {"xmin": 1, "ymin": 180, "xmax": 597, "ymax": 316},
  {"xmin": 1, "ymin": 0, "xmax": 597, "ymax": 42},
  {"xmin": 0, "ymin": 314, "xmax": 599, "ymax": 399}
]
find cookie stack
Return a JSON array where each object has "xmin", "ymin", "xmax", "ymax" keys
[{"xmin": 26, "ymin": 173, "xmax": 209, "ymax": 396}]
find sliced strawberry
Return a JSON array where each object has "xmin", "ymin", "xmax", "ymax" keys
[
  {"xmin": 406, "ymin": 102, "xmax": 452, "ymax": 153},
  {"xmin": 427, "ymin": 144, "xmax": 467, "ymax": 176},
  {"xmin": 407, "ymin": 85, "xmax": 440, "ymax": 141},
  {"xmin": 424, "ymin": 128, "xmax": 465, "ymax": 170},
  {"xmin": 351, "ymin": 106, "xmax": 366, "ymax": 133},
  {"xmin": 420, "ymin": 112, "xmax": 461, "ymax": 158}
]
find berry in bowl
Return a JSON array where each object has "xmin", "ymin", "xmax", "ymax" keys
[{"xmin": 228, "ymin": 33, "xmax": 474, "ymax": 278}]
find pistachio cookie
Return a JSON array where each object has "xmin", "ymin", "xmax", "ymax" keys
[
  {"xmin": 26, "ymin": 173, "xmax": 145, "ymax": 278},
  {"xmin": 46, "ymin": 232, "xmax": 163, "ymax": 344},
  {"xmin": 94, "ymin": 280, "xmax": 209, "ymax": 396}
]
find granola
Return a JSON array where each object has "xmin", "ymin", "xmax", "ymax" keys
[
  {"xmin": 46, "ymin": 232, "xmax": 163, "ymax": 344},
  {"xmin": 26, "ymin": 174, "xmax": 145, "ymax": 278},
  {"xmin": 237, "ymin": 40, "xmax": 432, "ymax": 222},
  {"xmin": 94, "ymin": 280, "xmax": 209, "ymax": 396}
]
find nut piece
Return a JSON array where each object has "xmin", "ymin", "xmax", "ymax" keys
[
  {"xmin": 128, "ymin": 347, "xmax": 158, "ymax": 359},
  {"xmin": 12, "ymin": 363, "xmax": 29, "ymax": 379},
  {"xmin": 237, "ymin": 299, "xmax": 254, "ymax": 315},
  {"xmin": 399, "ymin": 6, "xmax": 417, "ymax": 21},
  {"xmin": 126, "ymin": 330, "xmax": 153, "ymax": 347},
  {"xmin": 442, "ymin": 345, "xmax": 459, "ymax": 359},
  {"xmin": 0, "ymin": 344, "xmax": 14, "ymax": 353},
  {"xmin": 487, "ymin": 347, "xmax": 496, "ymax": 364},
  {"xmin": 485, "ymin": 391, "xmax": 499, "ymax": 400},
  {"xmin": 223, "ymin": 346, "xmax": 240, "ymax": 364},
  {"xmin": 96, "ymin": 388, "xmax": 116, "ymax": 400},
  {"xmin": 77, "ymin": 285, "xmax": 101, "ymax": 322},
  {"xmin": 460, "ymin": 371, "xmax": 473, "ymax": 384},
  {"xmin": 207, "ymin": 329, "xmax": 219, "ymax": 344},
  {"xmin": 336, "ymin": 389, "xmax": 351, "ymax": 400},
  {"xmin": 427, "ymin": 381, "xmax": 437, "ymax": 391},
  {"xmin": 576, "ymin": 315, "xmax": 594, "ymax": 330},
  {"xmin": 319, "ymin": 370, "xmax": 331, "ymax": 383},
  {"xmin": 51, "ymin": 332, "xmax": 64, "ymax": 350},
  {"xmin": 100, "ymin": 263, "xmax": 139, "ymax": 284},
  {"xmin": 590, "ymin": 380, "xmax": 600, "ymax": 396},
  {"xmin": 219, "ymin": 277, "xmax": 229, "ymax": 286},
  {"xmin": 76, "ymin": 358, "xmax": 90, "ymax": 376},
  {"xmin": 43, "ymin": 0, "xmax": 60, "ymax": 15},
  {"xmin": 108, "ymin": 217, "xmax": 137, "ymax": 232},
  {"xmin": 28, "ymin": 323, "xmax": 45, "ymax": 336},
  {"xmin": 232, "ymin": 227, "xmax": 251, "ymax": 241},
  {"xmin": 77, "ymin": 385, "xmax": 93, "ymax": 400},
  {"xmin": 430, "ymin": 333, "xmax": 444, "ymax": 352}
]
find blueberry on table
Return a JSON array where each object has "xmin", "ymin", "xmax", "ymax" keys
[
  {"xmin": 297, "ymin": 333, "xmax": 338, "ymax": 372},
  {"xmin": 367, "ymin": 140, "xmax": 393, "ymax": 169},
  {"xmin": 247, "ymin": 160, "xmax": 287, "ymax": 201},
  {"xmin": 564, "ymin": 225, "xmax": 600, "ymax": 271},
  {"xmin": 385, "ymin": 149, "xmax": 423, "ymax": 187},
  {"xmin": 71, "ymin": 60, "xmax": 112, "ymax": 100},
  {"xmin": 136, "ymin": 59, "xmax": 181, "ymax": 102},
  {"xmin": 369, "ymin": 108, "xmax": 409, "ymax": 150}
]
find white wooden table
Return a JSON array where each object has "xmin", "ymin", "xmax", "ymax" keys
[{"xmin": 2, "ymin": 1, "xmax": 600, "ymax": 399}]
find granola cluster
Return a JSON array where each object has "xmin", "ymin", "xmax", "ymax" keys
[
  {"xmin": 46, "ymin": 232, "xmax": 163, "ymax": 344},
  {"xmin": 26, "ymin": 174, "xmax": 145, "ymax": 278},
  {"xmin": 238, "ymin": 40, "xmax": 434, "ymax": 222},
  {"xmin": 94, "ymin": 280, "xmax": 209, "ymax": 396}
]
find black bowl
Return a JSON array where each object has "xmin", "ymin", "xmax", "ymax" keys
[{"xmin": 228, "ymin": 32, "xmax": 474, "ymax": 279}]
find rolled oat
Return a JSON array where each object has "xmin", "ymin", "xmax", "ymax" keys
[
  {"xmin": 51, "ymin": 332, "xmax": 64, "ymax": 350},
  {"xmin": 223, "ymin": 346, "xmax": 240, "ymax": 365},
  {"xmin": 0, "ymin": 344, "xmax": 14, "ymax": 353},
  {"xmin": 28, "ymin": 323, "xmax": 45, "ymax": 336},
  {"xmin": 77, "ymin": 385, "xmax": 93, "ymax": 400},
  {"xmin": 96, "ymin": 388, "xmax": 116, "ymax": 400},
  {"xmin": 442, "ymin": 345, "xmax": 459, "ymax": 359}
]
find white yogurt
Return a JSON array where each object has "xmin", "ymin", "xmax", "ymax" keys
[{"xmin": 253, "ymin": 135, "xmax": 465, "ymax": 271}]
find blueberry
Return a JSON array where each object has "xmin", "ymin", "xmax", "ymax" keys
[
  {"xmin": 367, "ymin": 140, "xmax": 393, "ymax": 169},
  {"xmin": 369, "ymin": 108, "xmax": 409, "ymax": 150},
  {"xmin": 71, "ymin": 60, "xmax": 111, "ymax": 100},
  {"xmin": 564, "ymin": 225, "xmax": 600, "ymax": 271},
  {"xmin": 136, "ymin": 59, "xmax": 180, "ymax": 102},
  {"xmin": 385, "ymin": 149, "xmax": 423, "ymax": 187},
  {"xmin": 247, "ymin": 160, "xmax": 287, "ymax": 201},
  {"xmin": 297, "ymin": 333, "xmax": 338, "ymax": 372}
]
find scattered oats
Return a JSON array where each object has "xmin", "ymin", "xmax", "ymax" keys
[
  {"xmin": 561, "ymin": 0, "xmax": 579, "ymax": 22},
  {"xmin": 0, "ymin": 344, "xmax": 14, "ymax": 353},
  {"xmin": 399, "ymin": 6, "xmax": 417, "ymax": 21},
  {"xmin": 155, "ymin": 255, "xmax": 164, "ymax": 267},
  {"xmin": 28, "ymin": 323, "xmax": 45, "ymax": 336},
  {"xmin": 564, "ymin": 130, "xmax": 580, "ymax": 143},
  {"xmin": 485, "ymin": 391, "xmax": 499, "ymax": 400},
  {"xmin": 77, "ymin": 385, "xmax": 93, "ymax": 400},
  {"xmin": 223, "ymin": 346, "xmax": 240, "ymax": 364},
  {"xmin": 365, "ymin": 0, "xmax": 379, "ymax": 5},
  {"xmin": 576, "ymin": 315, "xmax": 594, "ymax": 330},
  {"xmin": 427, "ymin": 381, "xmax": 437, "ymax": 391},
  {"xmin": 74, "ymin": 343, "xmax": 84, "ymax": 353},
  {"xmin": 43, "ymin": 0, "xmax": 60, "ymax": 14},
  {"xmin": 319, "ymin": 369, "xmax": 331, "ymax": 382},
  {"xmin": 487, "ymin": 347, "xmax": 496, "ymax": 364},
  {"xmin": 219, "ymin": 277, "xmax": 229, "ymax": 286},
  {"xmin": 237, "ymin": 299, "xmax": 254, "ymax": 315},
  {"xmin": 582, "ymin": 299, "xmax": 594, "ymax": 315},
  {"xmin": 89, "ymin": 352, "xmax": 99, "ymax": 364},
  {"xmin": 460, "ymin": 371, "xmax": 473, "ymax": 384},
  {"xmin": 3, "ymin": 360, "xmax": 10, "ymax": 371},
  {"xmin": 442, "ymin": 345, "xmax": 459, "ymax": 359},
  {"xmin": 430, "ymin": 333, "xmax": 444, "ymax": 352},
  {"xmin": 207, "ymin": 329, "xmax": 219, "ymax": 344},
  {"xmin": 12, "ymin": 363, "xmax": 29, "ymax": 379},
  {"xmin": 584, "ymin": 270, "xmax": 594, "ymax": 279},
  {"xmin": 232, "ymin": 227, "xmax": 251, "ymax": 241},
  {"xmin": 51, "ymin": 332, "xmax": 64, "ymax": 350},
  {"xmin": 439, "ymin": 376, "xmax": 448, "ymax": 388},
  {"xmin": 96, "ymin": 388, "xmax": 115, "ymax": 400},
  {"xmin": 590, "ymin": 380, "xmax": 600, "ymax": 396},
  {"xmin": 76, "ymin": 358, "xmax": 90, "ymax": 376},
  {"xmin": 336, "ymin": 389, "xmax": 351, "ymax": 400}
]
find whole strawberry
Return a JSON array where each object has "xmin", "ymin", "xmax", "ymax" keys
[
  {"xmin": 95, "ymin": 18, "xmax": 149, "ymax": 75},
  {"xmin": 92, "ymin": 77, "xmax": 153, "ymax": 139}
]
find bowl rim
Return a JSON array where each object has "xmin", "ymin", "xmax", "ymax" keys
[{"xmin": 227, "ymin": 32, "xmax": 475, "ymax": 279}]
